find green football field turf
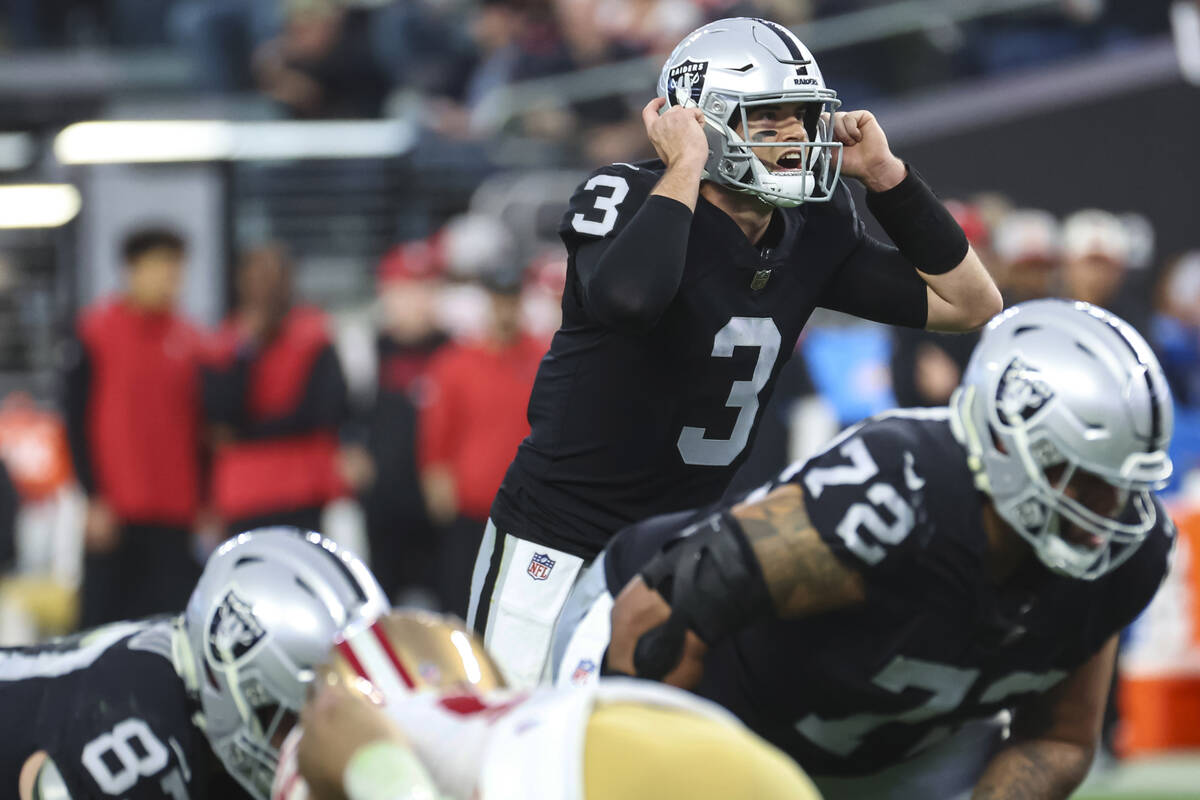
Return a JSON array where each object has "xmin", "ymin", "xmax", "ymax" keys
[{"xmin": 1072, "ymin": 753, "xmax": 1200, "ymax": 799}]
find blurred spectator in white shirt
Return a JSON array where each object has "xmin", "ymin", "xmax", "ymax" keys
[{"xmin": 992, "ymin": 208, "xmax": 1061, "ymax": 303}]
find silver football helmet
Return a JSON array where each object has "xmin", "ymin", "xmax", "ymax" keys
[
  {"xmin": 950, "ymin": 299, "xmax": 1173, "ymax": 580},
  {"xmin": 658, "ymin": 17, "xmax": 842, "ymax": 207},
  {"xmin": 176, "ymin": 528, "xmax": 388, "ymax": 799}
]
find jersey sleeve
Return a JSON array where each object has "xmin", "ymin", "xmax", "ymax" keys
[
  {"xmin": 558, "ymin": 163, "xmax": 655, "ymax": 251},
  {"xmin": 272, "ymin": 727, "xmax": 309, "ymax": 800},
  {"xmin": 816, "ymin": 183, "xmax": 928, "ymax": 329},
  {"xmin": 559, "ymin": 162, "xmax": 694, "ymax": 333},
  {"xmin": 786, "ymin": 419, "xmax": 934, "ymax": 577},
  {"xmin": 50, "ymin": 650, "xmax": 204, "ymax": 800}
]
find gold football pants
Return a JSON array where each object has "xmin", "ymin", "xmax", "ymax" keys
[{"xmin": 584, "ymin": 703, "xmax": 822, "ymax": 800}]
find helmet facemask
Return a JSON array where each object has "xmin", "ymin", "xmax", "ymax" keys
[
  {"xmin": 206, "ymin": 647, "xmax": 307, "ymax": 800},
  {"xmin": 996, "ymin": 419, "xmax": 1162, "ymax": 580},
  {"xmin": 691, "ymin": 91, "xmax": 842, "ymax": 208}
]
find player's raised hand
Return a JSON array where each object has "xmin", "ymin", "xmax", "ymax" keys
[
  {"xmin": 826, "ymin": 109, "xmax": 906, "ymax": 193},
  {"xmin": 642, "ymin": 97, "xmax": 710, "ymax": 172}
]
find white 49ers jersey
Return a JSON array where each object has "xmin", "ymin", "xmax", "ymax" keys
[
  {"xmin": 273, "ymin": 678, "xmax": 744, "ymax": 800},
  {"xmin": 273, "ymin": 611, "xmax": 818, "ymax": 800}
]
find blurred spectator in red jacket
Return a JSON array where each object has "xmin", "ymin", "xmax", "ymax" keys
[
  {"xmin": 64, "ymin": 226, "xmax": 205, "ymax": 627},
  {"xmin": 352, "ymin": 240, "xmax": 451, "ymax": 604},
  {"xmin": 203, "ymin": 244, "xmax": 349, "ymax": 535},
  {"xmin": 419, "ymin": 266, "xmax": 546, "ymax": 616}
]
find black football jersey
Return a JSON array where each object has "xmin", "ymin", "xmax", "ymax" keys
[
  {"xmin": 603, "ymin": 409, "xmax": 1173, "ymax": 776},
  {"xmin": 0, "ymin": 617, "xmax": 248, "ymax": 799},
  {"xmin": 491, "ymin": 160, "xmax": 928, "ymax": 557}
]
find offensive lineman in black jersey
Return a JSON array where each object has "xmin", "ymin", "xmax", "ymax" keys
[
  {"xmin": 551, "ymin": 300, "xmax": 1176, "ymax": 799},
  {"xmin": 469, "ymin": 16, "xmax": 1002, "ymax": 686},
  {"xmin": 2, "ymin": 529, "xmax": 386, "ymax": 800}
]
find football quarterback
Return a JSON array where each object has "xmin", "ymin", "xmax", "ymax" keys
[
  {"xmin": 472, "ymin": 16, "xmax": 1001, "ymax": 687},
  {"xmin": 6, "ymin": 528, "xmax": 387, "ymax": 800},
  {"xmin": 554, "ymin": 299, "xmax": 1175, "ymax": 799},
  {"xmin": 272, "ymin": 610, "xmax": 821, "ymax": 800}
]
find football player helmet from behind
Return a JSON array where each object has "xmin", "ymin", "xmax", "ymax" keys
[
  {"xmin": 271, "ymin": 610, "xmax": 506, "ymax": 800},
  {"xmin": 658, "ymin": 17, "xmax": 842, "ymax": 207},
  {"xmin": 951, "ymin": 299, "xmax": 1173, "ymax": 579},
  {"xmin": 178, "ymin": 528, "xmax": 389, "ymax": 799},
  {"xmin": 322, "ymin": 608, "xmax": 506, "ymax": 701}
]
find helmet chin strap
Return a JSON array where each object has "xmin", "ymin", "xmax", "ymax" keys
[
  {"xmin": 949, "ymin": 386, "xmax": 992, "ymax": 493},
  {"xmin": 215, "ymin": 638, "xmax": 256, "ymax": 734},
  {"xmin": 171, "ymin": 615, "xmax": 200, "ymax": 695}
]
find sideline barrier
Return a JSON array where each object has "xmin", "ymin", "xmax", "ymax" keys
[{"xmin": 1119, "ymin": 503, "xmax": 1200, "ymax": 755}]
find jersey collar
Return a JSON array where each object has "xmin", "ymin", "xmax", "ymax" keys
[{"xmin": 694, "ymin": 196, "xmax": 805, "ymax": 270}]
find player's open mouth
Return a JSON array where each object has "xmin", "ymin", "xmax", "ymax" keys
[
  {"xmin": 773, "ymin": 150, "xmax": 806, "ymax": 171},
  {"xmin": 1062, "ymin": 524, "xmax": 1104, "ymax": 550}
]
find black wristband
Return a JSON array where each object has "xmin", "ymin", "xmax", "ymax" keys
[
  {"xmin": 865, "ymin": 164, "xmax": 968, "ymax": 275},
  {"xmin": 635, "ymin": 510, "xmax": 773, "ymax": 679}
]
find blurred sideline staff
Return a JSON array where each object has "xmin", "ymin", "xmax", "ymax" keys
[
  {"xmin": 345, "ymin": 241, "xmax": 450, "ymax": 604},
  {"xmin": 63, "ymin": 226, "xmax": 205, "ymax": 628},
  {"xmin": 418, "ymin": 265, "xmax": 546, "ymax": 617},
  {"xmin": 204, "ymin": 244, "xmax": 350, "ymax": 535},
  {"xmin": 891, "ymin": 205, "xmax": 1143, "ymax": 412}
]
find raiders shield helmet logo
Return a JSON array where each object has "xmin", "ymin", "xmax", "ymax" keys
[
  {"xmin": 208, "ymin": 589, "xmax": 267, "ymax": 664},
  {"xmin": 996, "ymin": 356, "xmax": 1056, "ymax": 425},
  {"xmin": 667, "ymin": 59, "xmax": 709, "ymax": 107}
]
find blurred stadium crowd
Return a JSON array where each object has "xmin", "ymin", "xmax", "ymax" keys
[
  {"xmin": 0, "ymin": 0, "xmax": 1198, "ymax": 776},
  {"xmin": 0, "ymin": 0, "xmax": 1180, "ymax": 144}
]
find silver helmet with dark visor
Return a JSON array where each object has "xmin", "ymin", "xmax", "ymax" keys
[
  {"xmin": 657, "ymin": 17, "xmax": 842, "ymax": 207},
  {"xmin": 950, "ymin": 299, "xmax": 1174, "ymax": 580}
]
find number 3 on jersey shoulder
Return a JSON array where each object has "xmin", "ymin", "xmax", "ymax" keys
[{"xmin": 570, "ymin": 174, "xmax": 630, "ymax": 237}]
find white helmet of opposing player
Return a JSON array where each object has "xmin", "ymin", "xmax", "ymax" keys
[
  {"xmin": 951, "ymin": 299, "xmax": 1173, "ymax": 580},
  {"xmin": 658, "ymin": 17, "xmax": 842, "ymax": 207},
  {"xmin": 178, "ymin": 528, "xmax": 388, "ymax": 799}
]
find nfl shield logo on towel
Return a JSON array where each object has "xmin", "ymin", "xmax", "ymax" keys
[{"xmin": 527, "ymin": 552, "xmax": 555, "ymax": 581}]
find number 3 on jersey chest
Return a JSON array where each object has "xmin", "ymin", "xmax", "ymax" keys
[{"xmin": 677, "ymin": 316, "xmax": 782, "ymax": 467}]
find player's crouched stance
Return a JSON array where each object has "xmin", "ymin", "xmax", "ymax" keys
[
  {"xmin": 552, "ymin": 299, "xmax": 1177, "ymax": 800},
  {"xmin": 8, "ymin": 529, "xmax": 387, "ymax": 800},
  {"xmin": 272, "ymin": 611, "xmax": 821, "ymax": 800}
]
